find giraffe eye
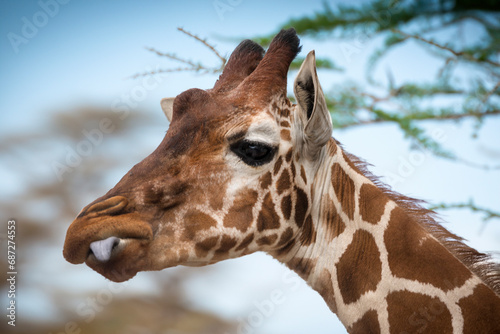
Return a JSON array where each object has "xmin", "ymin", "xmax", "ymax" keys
[{"xmin": 230, "ymin": 140, "xmax": 277, "ymax": 166}]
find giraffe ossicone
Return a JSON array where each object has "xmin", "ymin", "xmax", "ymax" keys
[{"xmin": 63, "ymin": 29, "xmax": 500, "ymax": 333}]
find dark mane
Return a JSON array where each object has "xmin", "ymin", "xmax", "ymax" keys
[{"xmin": 339, "ymin": 141, "xmax": 500, "ymax": 296}]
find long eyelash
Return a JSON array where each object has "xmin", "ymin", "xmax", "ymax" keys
[{"xmin": 227, "ymin": 131, "xmax": 247, "ymax": 143}]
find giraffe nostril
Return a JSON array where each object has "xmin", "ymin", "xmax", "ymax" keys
[
  {"xmin": 89, "ymin": 236, "xmax": 121, "ymax": 262},
  {"xmin": 83, "ymin": 196, "xmax": 128, "ymax": 216}
]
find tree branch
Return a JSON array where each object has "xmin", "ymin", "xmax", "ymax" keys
[
  {"xmin": 478, "ymin": 81, "xmax": 500, "ymax": 113},
  {"xmin": 430, "ymin": 200, "xmax": 500, "ymax": 224},
  {"xmin": 177, "ymin": 27, "xmax": 226, "ymax": 66},
  {"xmin": 392, "ymin": 29, "xmax": 500, "ymax": 68},
  {"xmin": 334, "ymin": 108, "xmax": 500, "ymax": 129},
  {"xmin": 143, "ymin": 47, "xmax": 199, "ymax": 67},
  {"xmin": 128, "ymin": 28, "xmax": 227, "ymax": 79}
]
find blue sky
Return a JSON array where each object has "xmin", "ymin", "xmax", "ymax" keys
[
  {"xmin": 1, "ymin": 0, "xmax": 330, "ymax": 131},
  {"xmin": 1, "ymin": 1, "xmax": 499, "ymax": 334}
]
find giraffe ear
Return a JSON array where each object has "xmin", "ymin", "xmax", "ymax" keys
[
  {"xmin": 293, "ymin": 50, "xmax": 333, "ymax": 160},
  {"xmin": 160, "ymin": 97, "xmax": 175, "ymax": 122}
]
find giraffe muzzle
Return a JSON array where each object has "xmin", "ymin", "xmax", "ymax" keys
[{"xmin": 63, "ymin": 195, "xmax": 153, "ymax": 268}]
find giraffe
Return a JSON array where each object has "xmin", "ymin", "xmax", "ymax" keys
[{"xmin": 63, "ymin": 29, "xmax": 500, "ymax": 333}]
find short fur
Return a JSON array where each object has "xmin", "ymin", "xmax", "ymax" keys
[{"xmin": 340, "ymin": 141, "xmax": 500, "ymax": 296}]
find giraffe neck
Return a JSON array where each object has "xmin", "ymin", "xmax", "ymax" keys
[{"xmin": 277, "ymin": 139, "xmax": 500, "ymax": 333}]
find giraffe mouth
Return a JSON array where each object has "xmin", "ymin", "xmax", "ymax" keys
[
  {"xmin": 84, "ymin": 237, "xmax": 151, "ymax": 282},
  {"xmin": 63, "ymin": 213, "xmax": 154, "ymax": 282}
]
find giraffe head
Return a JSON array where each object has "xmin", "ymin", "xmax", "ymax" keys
[{"xmin": 63, "ymin": 29, "xmax": 332, "ymax": 282}]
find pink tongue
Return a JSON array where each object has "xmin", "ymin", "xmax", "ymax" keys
[{"xmin": 90, "ymin": 237, "xmax": 120, "ymax": 262}]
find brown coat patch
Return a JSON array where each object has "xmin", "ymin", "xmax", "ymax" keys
[
  {"xmin": 256, "ymin": 234, "xmax": 278, "ymax": 246},
  {"xmin": 280, "ymin": 120, "xmax": 291, "ymax": 128},
  {"xmin": 323, "ymin": 195, "xmax": 345, "ymax": 242},
  {"xmin": 182, "ymin": 209, "xmax": 218, "ymax": 241},
  {"xmin": 277, "ymin": 169, "xmax": 291, "ymax": 195},
  {"xmin": 235, "ymin": 233, "xmax": 254, "ymax": 252},
  {"xmin": 208, "ymin": 192, "xmax": 225, "ymax": 212},
  {"xmin": 287, "ymin": 257, "xmax": 316, "ymax": 280},
  {"xmin": 279, "ymin": 107, "xmax": 290, "ymax": 118},
  {"xmin": 224, "ymin": 189, "xmax": 259, "ymax": 232},
  {"xmin": 315, "ymin": 269, "xmax": 337, "ymax": 314},
  {"xmin": 285, "ymin": 148, "xmax": 293, "ymax": 163},
  {"xmin": 299, "ymin": 215, "xmax": 316, "ymax": 246},
  {"xmin": 458, "ymin": 284, "xmax": 500, "ymax": 333},
  {"xmin": 331, "ymin": 163, "xmax": 355, "ymax": 220},
  {"xmin": 386, "ymin": 291, "xmax": 452, "ymax": 334},
  {"xmin": 294, "ymin": 187, "xmax": 309, "ymax": 228},
  {"xmin": 275, "ymin": 238, "xmax": 295, "ymax": 257},
  {"xmin": 280, "ymin": 129, "xmax": 291, "ymax": 141},
  {"xmin": 195, "ymin": 236, "xmax": 220, "ymax": 258},
  {"xmin": 257, "ymin": 193, "xmax": 281, "ymax": 231},
  {"xmin": 215, "ymin": 235, "xmax": 238, "ymax": 257},
  {"xmin": 349, "ymin": 310, "xmax": 380, "ymax": 334},
  {"xmin": 384, "ymin": 206, "xmax": 472, "ymax": 291},
  {"xmin": 206, "ymin": 179, "xmax": 227, "ymax": 212},
  {"xmin": 359, "ymin": 183, "xmax": 387, "ymax": 224},
  {"xmin": 273, "ymin": 156, "xmax": 283, "ymax": 176},
  {"xmin": 281, "ymin": 195, "xmax": 292, "ymax": 221},
  {"xmin": 275, "ymin": 241, "xmax": 296, "ymax": 258},
  {"xmin": 336, "ymin": 230, "xmax": 382, "ymax": 304},
  {"xmin": 259, "ymin": 172, "xmax": 272, "ymax": 190},
  {"xmin": 300, "ymin": 165, "xmax": 307, "ymax": 184}
]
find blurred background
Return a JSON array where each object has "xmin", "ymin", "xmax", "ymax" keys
[{"xmin": 1, "ymin": 0, "xmax": 499, "ymax": 333}]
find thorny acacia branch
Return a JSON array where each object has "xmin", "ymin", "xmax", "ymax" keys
[
  {"xmin": 129, "ymin": 27, "xmax": 227, "ymax": 79},
  {"xmin": 430, "ymin": 200, "xmax": 500, "ymax": 225},
  {"xmin": 335, "ymin": 109, "xmax": 500, "ymax": 129},
  {"xmin": 392, "ymin": 29, "xmax": 500, "ymax": 68},
  {"xmin": 176, "ymin": 27, "xmax": 226, "ymax": 64}
]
